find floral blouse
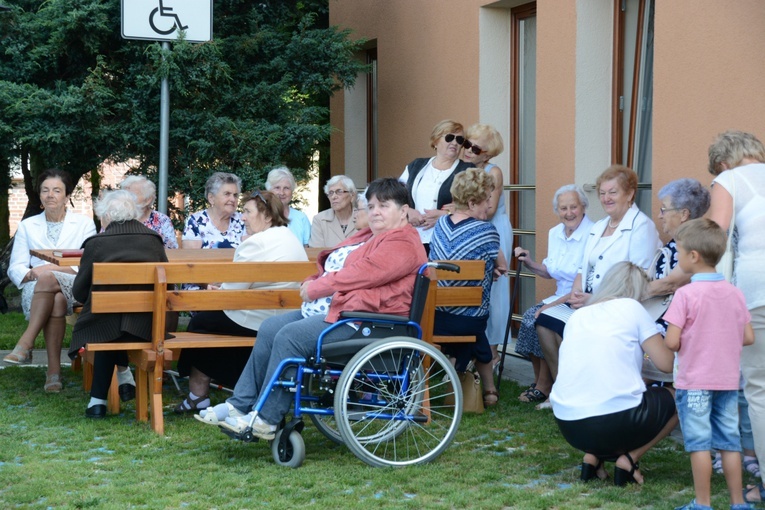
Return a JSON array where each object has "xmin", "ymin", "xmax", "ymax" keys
[
  {"xmin": 182, "ymin": 209, "xmax": 245, "ymax": 249},
  {"xmin": 145, "ymin": 210, "xmax": 178, "ymax": 249}
]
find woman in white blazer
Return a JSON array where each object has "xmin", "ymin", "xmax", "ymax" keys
[
  {"xmin": 4, "ymin": 169, "xmax": 97, "ymax": 392},
  {"xmin": 174, "ymin": 190, "xmax": 308, "ymax": 413},
  {"xmin": 535, "ymin": 165, "xmax": 660, "ymax": 385}
]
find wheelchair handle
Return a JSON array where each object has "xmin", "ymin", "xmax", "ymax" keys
[{"xmin": 419, "ymin": 261, "xmax": 460, "ymax": 275}]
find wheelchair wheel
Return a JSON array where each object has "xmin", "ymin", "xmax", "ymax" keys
[
  {"xmin": 334, "ymin": 337, "xmax": 462, "ymax": 467},
  {"xmin": 271, "ymin": 429, "xmax": 306, "ymax": 468}
]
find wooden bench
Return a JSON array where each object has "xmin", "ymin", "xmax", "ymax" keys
[{"xmin": 80, "ymin": 259, "xmax": 485, "ymax": 434}]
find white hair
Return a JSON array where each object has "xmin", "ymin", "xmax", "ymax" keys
[
  {"xmin": 265, "ymin": 166, "xmax": 297, "ymax": 190},
  {"xmin": 323, "ymin": 175, "xmax": 357, "ymax": 198},
  {"xmin": 119, "ymin": 175, "xmax": 156, "ymax": 211},
  {"xmin": 552, "ymin": 184, "xmax": 588, "ymax": 213},
  {"xmin": 95, "ymin": 190, "xmax": 140, "ymax": 224}
]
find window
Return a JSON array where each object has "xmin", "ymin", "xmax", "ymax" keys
[
  {"xmin": 366, "ymin": 48, "xmax": 378, "ymax": 182},
  {"xmin": 510, "ymin": 2, "xmax": 537, "ymax": 324},
  {"xmin": 612, "ymin": 0, "xmax": 654, "ymax": 211}
]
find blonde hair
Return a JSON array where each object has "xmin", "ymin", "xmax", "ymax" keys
[
  {"xmin": 429, "ymin": 119, "xmax": 464, "ymax": 149},
  {"xmin": 588, "ymin": 261, "xmax": 650, "ymax": 305},
  {"xmin": 450, "ymin": 168, "xmax": 494, "ymax": 210},
  {"xmin": 675, "ymin": 218, "xmax": 727, "ymax": 267},
  {"xmin": 707, "ymin": 130, "xmax": 765, "ymax": 175},
  {"xmin": 465, "ymin": 124, "xmax": 504, "ymax": 158}
]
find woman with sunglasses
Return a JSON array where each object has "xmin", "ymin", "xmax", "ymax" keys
[
  {"xmin": 309, "ymin": 175, "xmax": 358, "ymax": 248},
  {"xmin": 174, "ymin": 190, "xmax": 308, "ymax": 414},
  {"xmin": 461, "ymin": 124, "xmax": 513, "ymax": 369},
  {"xmin": 401, "ymin": 119, "xmax": 473, "ymax": 252}
]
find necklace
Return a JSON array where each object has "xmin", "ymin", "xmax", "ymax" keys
[{"xmin": 608, "ymin": 219, "xmax": 620, "ymax": 229}]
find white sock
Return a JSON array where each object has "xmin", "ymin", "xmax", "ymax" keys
[
  {"xmin": 116, "ymin": 367, "xmax": 135, "ymax": 386},
  {"xmin": 88, "ymin": 397, "xmax": 107, "ymax": 408},
  {"xmin": 182, "ymin": 391, "xmax": 210, "ymax": 410}
]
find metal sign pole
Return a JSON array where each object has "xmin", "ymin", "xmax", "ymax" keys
[{"xmin": 158, "ymin": 41, "xmax": 170, "ymax": 214}]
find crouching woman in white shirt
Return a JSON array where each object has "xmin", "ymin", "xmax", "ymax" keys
[{"xmin": 550, "ymin": 261, "xmax": 677, "ymax": 486}]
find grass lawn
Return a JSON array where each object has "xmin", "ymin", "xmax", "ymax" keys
[{"xmin": 0, "ymin": 311, "xmax": 756, "ymax": 509}]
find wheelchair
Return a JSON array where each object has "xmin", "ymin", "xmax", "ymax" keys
[{"xmin": 219, "ymin": 261, "xmax": 464, "ymax": 468}]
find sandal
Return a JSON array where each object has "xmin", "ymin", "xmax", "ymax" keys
[
  {"xmin": 711, "ymin": 451, "xmax": 723, "ymax": 474},
  {"xmin": 483, "ymin": 390, "xmax": 499, "ymax": 407},
  {"xmin": 518, "ymin": 383, "xmax": 537, "ymax": 399},
  {"xmin": 44, "ymin": 373, "xmax": 62, "ymax": 393},
  {"xmin": 3, "ymin": 345, "xmax": 33, "ymax": 365},
  {"xmin": 614, "ymin": 452, "xmax": 641, "ymax": 486},
  {"xmin": 743, "ymin": 483, "xmax": 765, "ymax": 505},
  {"xmin": 519, "ymin": 388, "xmax": 548, "ymax": 403},
  {"xmin": 744, "ymin": 456, "xmax": 761, "ymax": 479},
  {"xmin": 174, "ymin": 394, "xmax": 210, "ymax": 414},
  {"xmin": 581, "ymin": 458, "xmax": 607, "ymax": 482}
]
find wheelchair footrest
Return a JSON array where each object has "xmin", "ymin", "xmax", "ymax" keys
[{"xmin": 219, "ymin": 426, "xmax": 260, "ymax": 443}]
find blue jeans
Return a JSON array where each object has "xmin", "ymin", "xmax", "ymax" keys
[
  {"xmin": 676, "ymin": 389, "xmax": 741, "ymax": 452},
  {"xmin": 227, "ymin": 310, "xmax": 355, "ymax": 424}
]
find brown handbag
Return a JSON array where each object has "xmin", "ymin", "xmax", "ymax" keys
[{"xmin": 458, "ymin": 371, "xmax": 484, "ymax": 414}]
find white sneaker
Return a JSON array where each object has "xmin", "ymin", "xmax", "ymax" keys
[
  {"xmin": 220, "ymin": 412, "xmax": 277, "ymax": 439},
  {"xmin": 194, "ymin": 402, "xmax": 244, "ymax": 425}
]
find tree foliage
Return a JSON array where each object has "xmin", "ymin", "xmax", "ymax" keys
[{"xmin": 0, "ymin": 0, "xmax": 365, "ymax": 221}]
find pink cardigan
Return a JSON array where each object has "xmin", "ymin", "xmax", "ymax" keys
[{"xmin": 304, "ymin": 225, "xmax": 427, "ymax": 323}]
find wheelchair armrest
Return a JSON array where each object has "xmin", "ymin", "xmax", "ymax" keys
[{"xmin": 339, "ymin": 311, "xmax": 409, "ymax": 323}]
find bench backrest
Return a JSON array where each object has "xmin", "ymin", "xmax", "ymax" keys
[{"xmin": 89, "ymin": 259, "xmax": 486, "ymax": 346}]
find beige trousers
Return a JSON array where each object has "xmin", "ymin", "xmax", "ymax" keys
[{"xmin": 742, "ymin": 305, "xmax": 765, "ymax": 485}]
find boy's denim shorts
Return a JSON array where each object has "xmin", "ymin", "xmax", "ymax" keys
[{"xmin": 676, "ymin": 389, "xmax": 741, "ymax": 453}]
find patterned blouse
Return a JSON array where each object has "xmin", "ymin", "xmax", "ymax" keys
[
  {"xmin": 182, "ymin": 209, "xmax": 245, "ymax": 249},
  {"xmin": 429, "ymin": 215, "xmax": 499, "ymax": 317},
  {"xmin": 145, "ymin": 210, "xmax": 178, "ymax": 249}
]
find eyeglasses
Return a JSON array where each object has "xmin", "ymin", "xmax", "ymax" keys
[
  {"xmin": 659, "ymin": 207, "xmax": 680, "ymax": 214},
  {"xmin": 463, "ymin": 140, "xmax": 485, "ymax": 155},
  {"xmin": 327, "ymin": 190, "xmax": 350, "ymax": 197},
  {"xmin": 444, "ymin": 134, "xmax": 465, "ymax": 145}
]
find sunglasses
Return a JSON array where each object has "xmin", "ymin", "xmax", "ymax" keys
[
  {"xmin": 444, "ymin": 134, "xmax": 465, "ymax": 145},
  {"xmin": 251, "ymin": 190, "xmax": 267, "ymax": 204},
  {"xmin": 462, "ymin": 140, "xmax": 485, "ymax": 155}
]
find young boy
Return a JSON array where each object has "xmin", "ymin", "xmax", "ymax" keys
[{"xmin": 664, "ymin": 218, "xmax": 755, "ymax": 510}]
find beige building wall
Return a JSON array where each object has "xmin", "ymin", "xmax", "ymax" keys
[{"xmin": 330, "ymin": 0, "xmax": 765, "ymax": 301}]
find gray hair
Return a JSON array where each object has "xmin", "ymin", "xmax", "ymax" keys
[
  {"xmin": 657, "ymin": 178, "xmax": 710, "ymax": 220},
  {"xmin": 588, "ymin": 261, "xmax": 650, "ymax": 306},
  {"xmin": 552, "ymin": 184, "xmax": 588, "ymax": 213},
  {"xmin": 95, "ymin": 189, "xmax": 140, "ymax": 224},
  {"xmin": 355, "ymin": 189, "xmax": 368, "ymax": 209},
  {"xmin": 119, "ymin": 175, "xmax": 156, "ymax": 211},
  {"xmin": 205, "ymin": 172, "xmax": 242, "ymax": 202},
  {"xmin": 265, "ymin": 166, "xmax": 297, "ymax": 191},
  {"xmin": 323, "ymin": 175, "xmax": 357, "ymax": 198}
]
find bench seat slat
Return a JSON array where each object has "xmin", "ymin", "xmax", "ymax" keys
[{"xmin": 165, "ymin": 332, "xmax": 256, "ymax": 350}]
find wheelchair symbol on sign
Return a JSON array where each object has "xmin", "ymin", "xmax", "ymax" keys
[{"xmin": 149, "ymin": 0, "xmax": 188, "ymax": 35}]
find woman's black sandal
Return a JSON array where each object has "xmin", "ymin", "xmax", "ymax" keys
[
  {"xmin": 518, "ymin": 388, "xmax": 547, "ymax": 403},
  {"xmin": 614, "ymin": 453, "xmax": 639, "ymax": 486},
  {"xmin": 580, "ymin": 458, "xmax": 605, "ymax": 482}
]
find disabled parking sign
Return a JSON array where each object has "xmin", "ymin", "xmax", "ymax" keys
[{"xmin": 122, "ymin": 0, "xmax": 212, "ymax": 43}]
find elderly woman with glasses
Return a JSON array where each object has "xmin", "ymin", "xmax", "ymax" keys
[
  {"xmin": 264, "ymin": 166, "xmax": 311, "ymax": 247},
  {"xmin": 309, "ymin": 175, "xmax": 358, "ymax": 248},
  {"xmin": 174, "ymin": 190, "xmax": 308, "ymax": 414},
  {"xmin": 401, "ymin": 119, "xmax": 473, "ymax": 252}
]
